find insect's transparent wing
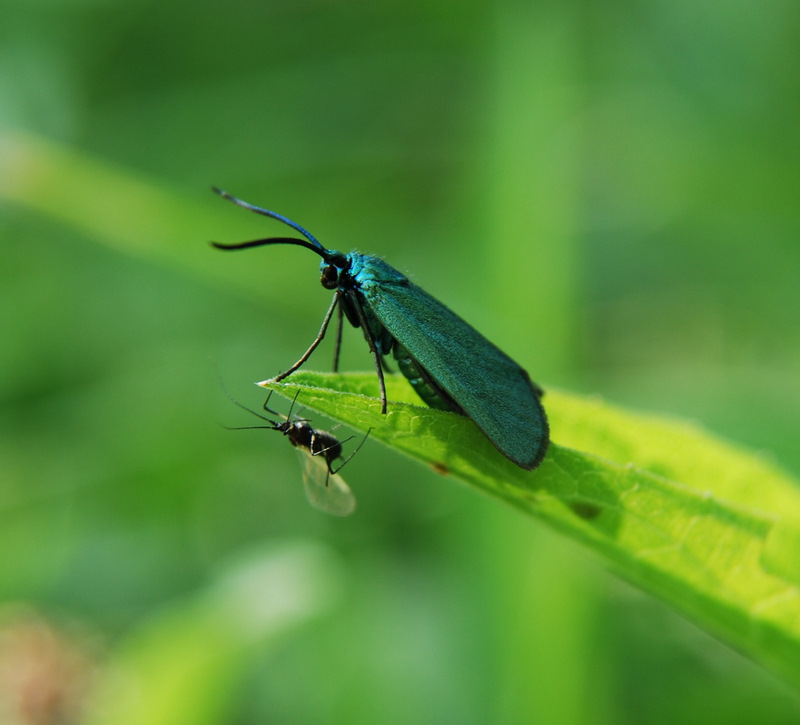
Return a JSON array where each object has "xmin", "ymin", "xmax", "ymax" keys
[{"xmin": 297, "ymin": 451, "xmax": 356, "ymax": 517}]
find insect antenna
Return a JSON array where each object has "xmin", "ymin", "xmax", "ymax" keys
[{"xmin": 211, "ymin": 187, "xmax": 324, "ymax": 249}]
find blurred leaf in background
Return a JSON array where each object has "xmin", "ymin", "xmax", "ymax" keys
[{"xmin": 1, "ymin": 0, "xmax": 799, "ymax": 723}]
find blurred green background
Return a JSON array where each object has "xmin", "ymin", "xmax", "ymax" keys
[{"xmin": 2, "ymin": 0, "xmax": 800, "ymax": 723}]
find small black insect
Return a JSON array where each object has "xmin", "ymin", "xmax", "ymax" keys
[{"xmin": 225, "ymin": 390, "xmax": 368, "ymax": 516}]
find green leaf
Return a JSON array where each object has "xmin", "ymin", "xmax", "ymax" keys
[{"xmin": 260, "ymin": 371, "xmax": 800, "ymax": 688}]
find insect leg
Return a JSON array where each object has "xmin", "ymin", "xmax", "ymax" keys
[
  {"xmin": 271, "ymin": 294, "xmax": 339, "ymax": 383},
  {"xmin": 347, "ymin": 294, "xmax": 388, "ymax": 414},
  {"xmin": 280, "ymin": 389, "xmax": 303, "ymax": 419},
  {"xmin": 332, "ymin": 300, "xmax": 344, "ymax": 373},
  {"xmin": 329, "ymin": 428, "xmax": 372, "ymax": 475}
]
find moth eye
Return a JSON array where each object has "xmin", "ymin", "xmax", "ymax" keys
[{"xmin": 321, "ymin": 265, "xmax": 338, "ymax": 290}]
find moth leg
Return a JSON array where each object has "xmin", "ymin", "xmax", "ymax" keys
[
  {"xmin": 332, "ymin": 300, "xmax": 344, "ymax": 373},
  {"xmin": 271, "ymin": 294, "xmax": 339, "ymax": 383},
  {"xmin": 348, "ymin": 295, "xmax": 388, "ymax": 414}
]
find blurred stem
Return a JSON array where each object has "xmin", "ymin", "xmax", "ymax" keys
[
  {"xmin": 0, "ymin": 130, "xmax": 287, "ymax": 303},
  {"xmin": 484, "ymin": 2, "xmax": 582, "ymax": 379},
  {"xmin": 0, "ymin": 131, "xmax": 207, "ymax": 261},
  {"xmin": 483, "ymin": 3, "xmax": 592, "ymax": 724}
]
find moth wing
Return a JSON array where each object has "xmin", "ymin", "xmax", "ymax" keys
[{"xmin": 361, "ymin": 279, "xmax": 548, "ymax": 470}]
